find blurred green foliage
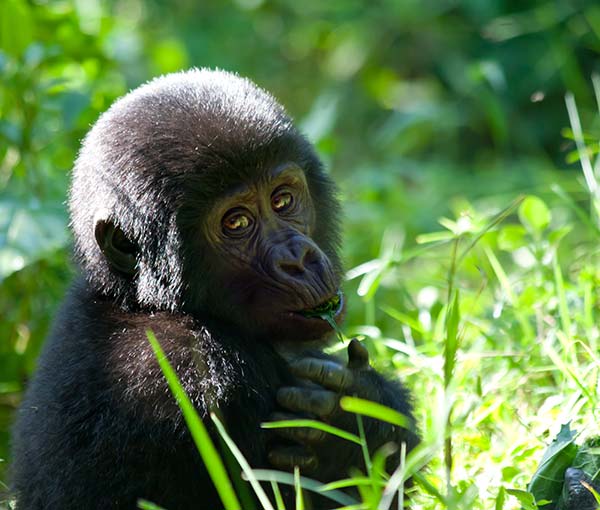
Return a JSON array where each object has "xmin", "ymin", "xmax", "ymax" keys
[{"xmin": 1, "ymin": 0, "xmax": 600, "ymax": 502}]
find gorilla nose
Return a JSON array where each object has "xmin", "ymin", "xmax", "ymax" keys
[
  {"xmin": 268, "ymin": 237, "xmax": 337, "ymax": 301},
  {"xmin": 276, "ymin": 243, "xmax": 319, "ymax": 276}
]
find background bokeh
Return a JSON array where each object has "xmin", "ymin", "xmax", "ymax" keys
[{"xmin": 2, "ymin": 1, "xmax": 600, "ymax": 506}]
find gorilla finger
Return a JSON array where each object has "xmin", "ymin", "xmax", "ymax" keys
[
  {"xmin": 347, "ymin": 338, "xmax": 370, "ymax": 370},
  {"xmin": 268, "ymin": 447, "xmax": 318, "ymax": 472},
  {"xmin": 267, "ymin": 413, "xmax": 327, "ymax": 444},
  {"xmin": 289, "ymin": 358, "xmax": 353, "ymax": 391},
  {"xmin": 277, "ymin": 387, "xmax": 338, "ymax": 417}
]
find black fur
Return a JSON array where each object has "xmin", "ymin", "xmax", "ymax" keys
[{"xmin": 11, "ymin": 69, "xmax": 417, "ymax": 509}]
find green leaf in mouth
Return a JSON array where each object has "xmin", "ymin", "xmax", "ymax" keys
[
  {"xmin": 299, "ymin": 293, "xmax": 341, "ymax": 318},
  {"xmin": 298, "ymin": 293, "xmax": 345, "ymax": 342}
]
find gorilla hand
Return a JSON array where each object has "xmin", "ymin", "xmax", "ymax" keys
[{"xmin": 268, "ymin": 339, "xmax": 399, "ymax": 480}]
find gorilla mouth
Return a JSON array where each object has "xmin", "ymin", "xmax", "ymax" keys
[{"xmin": 298, "ymin": 291, "xmax": 343, "ymax": 319}]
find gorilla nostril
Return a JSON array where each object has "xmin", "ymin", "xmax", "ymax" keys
[
  {"xmin": 277, "ymin": 245, "xmax": 308, "ymax": 276},
  {"xmin": 303, "ymin": 248, "xmax": 320, "ymax": 268}
]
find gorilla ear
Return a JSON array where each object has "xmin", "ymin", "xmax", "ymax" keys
[{"xmin": 94, "ymin": 219, "xmax": 138, "ymax": 276}]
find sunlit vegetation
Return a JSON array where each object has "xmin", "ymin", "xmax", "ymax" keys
[{"xmin": 2, "ymin": 1, "xmax": 600, "ymax": 508}]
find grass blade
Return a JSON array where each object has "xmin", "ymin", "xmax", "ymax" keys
[
  {"xmin": 443, "ymin": 291, "xmax": 460, "ymax": 390},
  {"xmin": 137, "ymin": 499, "xmax": 167, "ymax": 510},
  {"xmin": 339, "ymin": 397, "xmax": 412, "ymax": 429},
  {"xmin": 270, "ymin": 481, "xmax": 286, "ymax": 510},
  {"xmin": 294, "ymin": 467, "xmax": 304, "ymax": 510},
  {"xmin": 146, "ymin": 330, "xmax": 241, "ymax": 510},
  {"xmin": 565, "ymin": 92, "xmax": 598, "ymax": 195},
  {"xmin": 211, "ymin": 413, "xmax": 276, "ymax": 510},
  {"xmin": 262, "ymin": 419, "xmax": 361, "ymax": 444},
  {"xmin": 244, "ymin": 470, "xmax": 359, "ymax": 506}
]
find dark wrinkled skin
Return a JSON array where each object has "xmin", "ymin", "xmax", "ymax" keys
[{"xmin": 10, "ymin": 69, "xmax": 418, "ymax": 510}]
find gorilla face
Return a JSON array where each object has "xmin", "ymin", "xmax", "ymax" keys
[{"xmin": 200, "ymin": 161, "xmax": 344, "ymax": 341}]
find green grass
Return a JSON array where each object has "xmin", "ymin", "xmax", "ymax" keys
[{"xmin": 339, "ymin": 189, "xmax": 600, "ymax": 509}]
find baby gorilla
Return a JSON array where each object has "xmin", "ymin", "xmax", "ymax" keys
[{"xmin": 11, "ymin": 69, "xmax": 418, "ymax": 509}]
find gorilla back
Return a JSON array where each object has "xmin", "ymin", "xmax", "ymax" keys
[{"xmin": 11, "ymin": 69, "xmax": 418, "ymax": 509}]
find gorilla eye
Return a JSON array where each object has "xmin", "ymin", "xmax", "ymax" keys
[
  {"xmin": 222, "ymin": 211, "xmax": 252, "ymax": 234},
  {"xmin": 271, "ymin": 191, "xmax": 294, "ymax": 212}
]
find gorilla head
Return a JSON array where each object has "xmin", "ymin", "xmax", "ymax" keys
[{"xmin": 70, "ymin": 69, "xmax": 344, "ymax": 342}]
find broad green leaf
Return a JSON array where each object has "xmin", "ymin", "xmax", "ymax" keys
[
  {"xmin": 528, "ymin": 423, "xmax": 578, "ymax": 507},
  {"xmin": 519, "ymin": 195, "xmax": 551, "ymax": 234},
  {"xmin": 497, "ymin": 225, "xmax": 527, "ymax": 251},
  {"xmin": 573, "ymin": 436, "xmax": 600, "ymax": 481},
  {"xmin": 506, "ymin": 489, "xmax": 538, "ymax": 509}
]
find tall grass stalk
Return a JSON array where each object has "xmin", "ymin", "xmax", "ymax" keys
[
  {"xmin": 146, "ymin": 330, "xmax": 241, "ymax": 510},
  {"xmin": 565, "ymin": 91, "xmax": 600, "ymax": 226}
]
